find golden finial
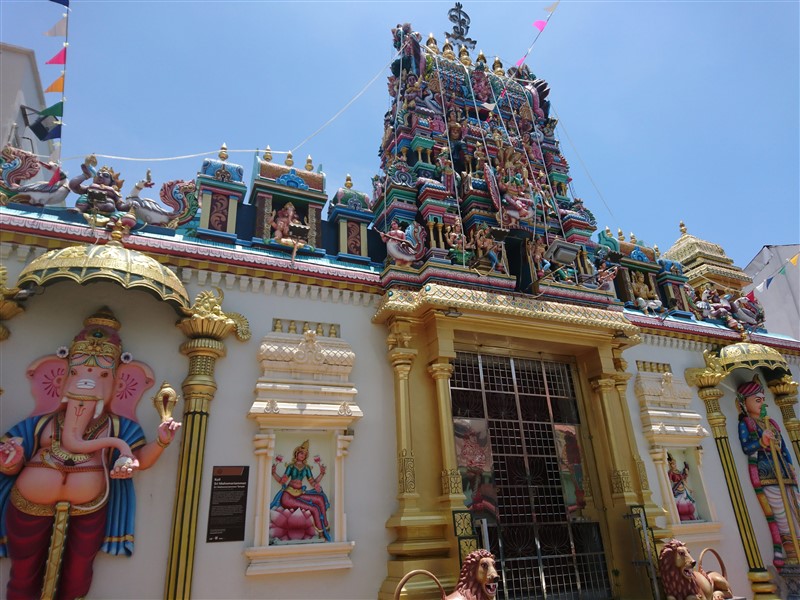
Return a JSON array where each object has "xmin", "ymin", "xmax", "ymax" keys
[
  {"xmin": 653, "ymin": 244, "xmax": 660, "ymax": 258},
  {"xmin": 263, "ymin": 146, "xmax": 273, "ymax": 161},
  {"xmin": 288, "ymin": 320, "xmax": 297, "ymax": 334},
  {"xmin": 426, "ymin": 33, "xmax": 439, "ymax": 54},
  {"xmin": 458, "ymin": 45, "xmax": 472, "ymax": 67},
  {"xmin": 219, "ymin": 143, "xmax": 228, "ymax": 162},
  {"xmin": 477, "ymin": 50, "xmax": 487, "ymax": 64},
  {"xmin": 493, "ymin": 56, "xmax": 505, "ymax": 76},
  {"xmin": 679, "ymin": 221, "xmax": 687, "ymax": 235},
  {"xmin": 273, "ymin": 318, "xmax": 282, "ymax": 332},
  {"xmin": 285, "ymin": 151, "xmax": 294, "ymax": 167},
  {"xmin": 305, "ymin": 155, "xmax": 313, "ymax": 171},
  {"xmin": 630, "ymin": 232, "xmax": 637, "ymax": 244},
  {"xmin": 617, "ymin": 228, "xmax": 625, "ymax": 241},
  {"xmin": 605, "ymin": 226, "xmax": 612, "ymax": 236},
  {"xmin": 442, "ymin": 40, "xmax": 455, "ymax": 60},
  {"xmin": 345, "ymin": 174, "xmax": 353, "ymax": 189}
]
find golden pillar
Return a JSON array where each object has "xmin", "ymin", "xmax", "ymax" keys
[
  {"xmin": 165, "ymin": 290, "xmax": 249, "ymax": 600},
  {"xmin": 428, "ymin": 360, "xmax": 465, "ymax": 509},
  {"xmin": 381, "ymin": 319, "xmax": 452, "ymax": 600},
  {"xmin": 687, "ymin": 368, "xmax": 778, "ymax": 599},
  {"xmin": 768, "ymin": 375, "xmax": 800, "ymax": 465},
  {"xmin": 0, "ymin": 265, "xmax": 24, "ymax": 342}
]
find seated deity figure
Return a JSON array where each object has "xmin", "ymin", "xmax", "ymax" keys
[
  {"xmin": 0, "ymin": 308, "xmax": 181, "ymax": 600},
  {"xmin": 631, "ymin": 271, "xmax": 663, "ymax": 315},
  {"xmin": 737, "ymin": 377, "xmax": 800, "ymax": 571}
]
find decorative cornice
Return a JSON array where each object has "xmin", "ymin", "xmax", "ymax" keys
[{"xmin": 373, "ymin": 283, "xmax": 640, "ymax": 337}]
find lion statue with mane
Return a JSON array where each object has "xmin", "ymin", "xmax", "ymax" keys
[
  {"xmin": 393, "ymin": 549, "xmax": 499, "ymax": 600},
  {"xmin": 659, "ymin": 539, "xmax": 733, "ymax": 600}
]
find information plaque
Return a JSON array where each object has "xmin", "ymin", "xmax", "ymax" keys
[{"xmin": 206, "ymin": 466, "xmax": 249, "ymax": 543}]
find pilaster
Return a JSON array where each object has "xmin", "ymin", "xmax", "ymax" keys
[
  {"xmin": 768, "ymin": 375, "xmax": 800, "ymax": 466},
  {"xmin": 428, "ymin": 360, "xmax": 465, "ymax": 511}
]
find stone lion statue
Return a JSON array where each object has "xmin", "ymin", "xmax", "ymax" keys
[
  {"xmin": 659, "ymin": 539, "xmax": 733, "ymax": 600},
  {"xmin": 393, "ymin": 549, "xmax": 499, "ymax": 600}
]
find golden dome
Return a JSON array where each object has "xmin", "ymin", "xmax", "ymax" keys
[
  {"xmin": 17, "ymin": 239, "xmax": 189, "ymax": 311},
  {"xmin": 717, "ymin": 342, "xmax": 788, "ymax": 374}
]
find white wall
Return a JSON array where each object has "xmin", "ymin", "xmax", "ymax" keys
[
  {"xmin": 0, "ymin": 245, "xmax": 396, "ymax": 600},
  {"xmin": 0, "ymin": 44, "xmax": 51, "ymax": 158}
]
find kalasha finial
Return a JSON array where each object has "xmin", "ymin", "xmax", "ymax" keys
[
  {"xmin": 442, "ymin": 40, "xmax": 456, "ymax": 60},
  {"xmin": 654, "ymin": 244, "xmax": 660, "ymax": 258},
  {"xmin": 617, "ymin": 228, "xmax": 625, "ymax": 241},
  {"xmin": 679, "ymin": 221, "xmax": 687, "ymax": 235},
  {"xmin": 476, "ymin": 49, "xmax": 487, "ymax": 64},
  {"xmin": 305, "ymin": 155, "xmax": 314, "ymax": 171},
  {"xmin": 426, "ymin": 33, "xmax": 440, "ymax": 54},
  {"xmin": 458, "ymin": 45, "xmax": 472, "ymax": 66},
  {"xmin": 630, "ymin": 232, "xmax": 637, "ymax": 244},
  {"xmin": 605, "ymin": 225, "xmax": 612, "ymax": 236},
  {"xmin": 285, "ymin": 151, "xmax": 294, "ymax": 167},
  {"xmin": 263, "ymin": 145, "xmax": 273, "ymax": 161},
  {"xmin": 493, "ymin": 56, "xmax": 505, "ymax": 76},
  {"xmin": 219, "ymin": 143, "xmax": 228, "ymax": 162},
  {"xmin": 345, "ymin": 174, "xmax": 353, "ymax": 189}
]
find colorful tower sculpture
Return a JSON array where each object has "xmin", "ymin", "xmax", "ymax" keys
[
  {"xmin": 327, "ymin": 174, "xmax": 374, "ymax": 262},
  {"xmin": 195, "ymin": 144, "xmax": 247, "ymax": 243}
]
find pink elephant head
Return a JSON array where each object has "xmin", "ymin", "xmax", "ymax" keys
[{"xmin": 26, "ymin": 307, "xmax": 155, "ymax": 421}]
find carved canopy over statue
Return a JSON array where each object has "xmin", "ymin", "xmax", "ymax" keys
[{"xmin": 0, "ymin": 307, "xmax": 181, "ymax": 600}]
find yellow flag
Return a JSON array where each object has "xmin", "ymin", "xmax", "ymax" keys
[
  {"xmin": 544, "ymin": 1, "xmax": 560, "ymax": 14},
  {"xmin": 45, "ymin": 74, "xmax": 65, "ymax": 93},
  {"xmin": 791, "ymin": 253, "xmax": 799, "ymax": 266}
]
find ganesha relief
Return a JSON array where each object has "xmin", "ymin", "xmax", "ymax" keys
[{"xmin": 0, "ymin": 307, "xmax": 181, "ymax": 600}]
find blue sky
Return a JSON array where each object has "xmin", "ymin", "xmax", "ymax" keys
[{"xmin": 2, "ymin": 1, "xmax": 798, "ymax": 267}]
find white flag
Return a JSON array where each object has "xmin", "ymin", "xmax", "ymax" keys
[{"xmin": 44, "ymin": 16, "xmax": 68, "ymax": 37}]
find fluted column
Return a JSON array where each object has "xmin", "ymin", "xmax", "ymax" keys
[
  {"xmin": 428, "ymin": 361, "xmax": 464, "ymax": 509},
  {"xmin": 164, "ymin": 292, "xmax": 249, "ymax": 600},
  {"xmin": 687, "ymin": 368, "xmax": 778, "ymax": 599},
  {"xmin": 391, "ymin": 346, "xmax": 419, "ymax": 507},
  {"xmin": 768, "ymin": 375, "xmax": 800, "ymax": 465}
]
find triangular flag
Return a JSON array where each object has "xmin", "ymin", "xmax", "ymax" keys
[
  {"xmin": 746, "ymin": 290, "xmax": 756, "ymax": 302},
  {"xmin": 49, "ymin": 0, "xmax": 70, "ymax": 7},
  {"xmin": 515, "ymin": 56, "xmax": 526, "ymax": 67},
  {"xmin": 44, "ymin": 16, "xmax": 68, "ymax": 37},
  {"xmin": 481, "ymin": 102, "xmax": 496, "ymax": 110},
  {"xmin": 779, "ymin": 265, "xmax": 787, "ymax": 275},
  {"xmin": 499, "ymin": 89, "xmax": 507, "ymax": 99},
  {"xmin": 42, "ymin": 124, "xmax": 62, "ymax": 141},
  {"xmin": 791, "ymin": 253, "xmax": 799, "ymax": 266},
  {"xmin": 45, "ymin": 74, "xmax": 64, "ymax": 93},
  {"xmin": 544, "ymin": 1, "xmax": 560, "ymax": 14},
  {"xmin": 40, "ymin": 101, "xmax": 64, "ymax": 118},
  {"xmin": 46, "ymin": 47, "xmax": 67, "ymax": 65},
  {"xmin": 765, "ymin": 276, "xmax": 774, "ymax": 289},
  {"xmin": 533, "ymin": 21, "xmax": 547, "ymax": 32},
  {"xmin": 48, "ymin": 167, "xmax": 62, "ymax": 186},
  {"xmin": 756, "ymin": 281, "xmax": 766, "ymax": 293}
]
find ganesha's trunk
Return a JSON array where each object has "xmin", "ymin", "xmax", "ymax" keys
[{"xmin": 60, "ymin": 399, "xmax": 133, "ymax": 457}]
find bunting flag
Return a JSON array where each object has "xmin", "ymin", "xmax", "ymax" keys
[
  {"xmin": 44, "ymin": 16, "xmax": 67, "ymax": 37},
  {"xmin": 765, "ymin": 276, "xmax": 774, "ymax": 289},
  {"xmin": 515, "ymin": 56, "xmax": 525, "ymax": 67},
  {"xmin": 48, "ymin": 0, "xmax": 70, "ymax": 7},
  {"xmin": 791, "ymin": 253, "xmax": 799, "ymax": 266},
  {"xmin": 46, "ymin": 47, "xmax": 67, "ymax": 65},
  {"xmin": 746, "ymin": 290, "xmax": 756, "ymax": 302},
  {"xmin": 533, "ymin": 21, "xmax": 547, "ymax": 32},
  {"xmin": 40, "ymin": 101, "xmax": 64, "ymax": 118},
  {"xmin": 779, "ymin": 265, "xmax": 787, "ymax": 276},
  {"xmin": 756, "ymin": 281, "xmax": 766, "ymax": 293},
  {"xmin": 44, "ymin": 74, "xmax": 65, "ymax": 93},
  {"xmin": 42, "ymin": 124, "xmax": 62, "ymax": 141},
  {"xmin": 47, "ymin": 167, "xmax": 62, "ymax": 186},
  {"xmin": 544, "ymin": 1, "xmax": 560, "ymax": 14}
]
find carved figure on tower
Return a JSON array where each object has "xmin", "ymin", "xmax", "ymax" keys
[
  {"xmin": 667, "ymin": 453, "xmax": 699, "ymax": 521},
  {"xmin": 737, "ymin": 376, "xmax": 800, "ymax": 570},
  {"xmin": 69, "ymin": 155, "xmax": 128, "ymax": 218},
  {"xmin": 380, "ymin": 219, "xmax": 427, "ymax": 266},
  {"xmin": 0, "ymin": 308, "xmax": 181, "ymax": 600}
]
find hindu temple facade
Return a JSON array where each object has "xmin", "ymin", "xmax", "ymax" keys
[{"xmin": 1, "ymin": 12, "xmax": 798, "ymax": 600}]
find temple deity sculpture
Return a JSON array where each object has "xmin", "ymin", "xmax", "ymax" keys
[
  {"xmin": 631, "ymin": 271, "xmax": 663, "ymax": 315},
  {"xmin": 444, "ymin": 218, "xmax": 474, "ymax": 265},
  {"xmin": 667, "ymin": 453, "xmax": 699, "ymax": 521},
  {"xmin": 380, "ymin": 219, "xmax": 427, "ymax": 266},
  {"xmin": 737, "ymin": 377, "xmax": 800, "ymax": 570},
  {"xmin": 69, "ymin": 155, "xmax": 129, "ymax": 218},
  {"xmin": 474, "ymin": 224, "xmax": 504, "ymax": 273},
  {"xmin": 0, "ymin": 308, "xmax": 181, "ymax": 599}
]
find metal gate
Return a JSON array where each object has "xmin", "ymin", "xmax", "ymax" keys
[{"xmin": 451, "ymin": 352, "xmax": 612, "ymax": 600}]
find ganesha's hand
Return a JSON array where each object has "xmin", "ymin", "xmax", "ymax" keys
[
  {"xmin": 110, "ymin": 455, "xmax": 140, "ymax": 479},
  {"xmin": 157, "ymin": 418, "xmax": 182, "ymax": 448},
  {"xmin": 0, "ymin": 437, "xmax": 24, "ymax": 473}
]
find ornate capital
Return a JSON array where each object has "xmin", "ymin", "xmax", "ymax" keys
[
  {"xmin": 428, "ymin": 362, "xmax": 454, "ymax": 380},
  {"xmin": 590, "ymin": 377, "xmax": 616, "ymax": 394},
  {"xmin": 389, "ymin": 347, "xmax": 417, "ymax": 378},
  {"xmin": 685, "ymin": 367, "xmax": 726, "ymax": 390},
  {"xmin": 768, "ymin": 375, "xmax": 799, "ymax": 399},
  {"xmin": 177, "ymin": 288, "xmax": 250, "ymax": 342}
]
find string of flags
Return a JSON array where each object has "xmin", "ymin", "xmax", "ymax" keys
[
  {"xmin": 755, "ymin": 252, "xmax": 800, "ymax": 292},
  {"xmin": 515, "ymin": 1, "xmax": 559, "ymax": 67}
]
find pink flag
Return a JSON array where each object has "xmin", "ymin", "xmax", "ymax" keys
[
  {"xmin": 46, "ymin": 47, "xmax": 67, "ymax": 65},
  {"xmin": 533, "ymin": 20, "xmax": 547, "ymax": 32},
  {"xmin": 47, "ymin": 167, "xmax": 61, "ymax": 186},
  {"xmin": 515, "ymin": 56, "xmax": 526, "ymax": 67}
]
